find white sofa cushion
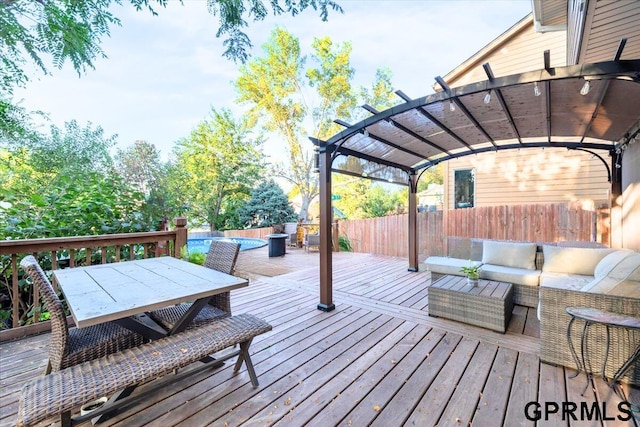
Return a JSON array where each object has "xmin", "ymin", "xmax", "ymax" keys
[
  {"xmin": 425, "ymin": 256, "xmax": 479, "ymax": 276},
  {"xmin": 593, "ymin": 249, "xmax": 635, "ymax": 278},
  {"xmin": 542, "ymin": 245, "xmax": 614, "ymax": 276},
  {"xmin": 479, "ymin": 264, "xmax": 540, "ymax": 287},
  {"xmin": 482, "ymin": 241, "xmax": 537, "ymax": 270},
  {"xmin": 539, "ymin": 272, "xmax": 593, "ymax": 290}
]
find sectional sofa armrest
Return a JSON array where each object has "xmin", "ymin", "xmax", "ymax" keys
[{"xmin": 539, "ymin": 286, "xmax": 640, "ymax": 385}]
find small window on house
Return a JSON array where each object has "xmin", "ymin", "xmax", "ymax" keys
[{"xmin": 454, "ymin": 169, "xmax": 475, "ymax": 209}]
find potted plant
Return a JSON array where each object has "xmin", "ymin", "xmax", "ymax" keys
[{"xmin": 460, "ymin": 263, "xmax": 482, "ymax": 287}]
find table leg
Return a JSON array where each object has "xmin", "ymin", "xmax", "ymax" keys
[
  {"xmin": 601, "ymin": 324, "xmax": 610, "ymax": 382},
  {"xmin": 567, "ymin": 317, "xmax": 582, "ymax": 379},
  {"xmin": 91, "ymin": 386, "xmax": 136, "ymax": 424},
  {"xmin": 609, "ymin": 345, "xmax": 640, "ymax": 392},
  {"xmin": 114, "ymin": 313, "xmax": 167, "ymax": 341},
  {"xmin": 579, "ymin": 321, "xmax": 592, "ymax": 395},
  {"xmin": 169, "ymin": 297, "xmax": 211, "ymax": 335}
]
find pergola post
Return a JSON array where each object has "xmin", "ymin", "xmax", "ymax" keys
[
  {"xmin": 408, "ymin": 172, "xmax": 419, "ymax": 272},
  {"xmin": 318, "ymin": 144, "xmax": 335, "ymax": 312},
  {"xmin": 610, "ymin": 153, "xmax": 623, "ymax": 248}
]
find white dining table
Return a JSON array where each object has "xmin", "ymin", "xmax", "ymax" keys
[
  {"xmin": 52, "ymin": 256, "xmax": 249, "ymax": 423},
  {"xmin": 52, "ymin": 256, "xmax": 248, "ymax": 336}
]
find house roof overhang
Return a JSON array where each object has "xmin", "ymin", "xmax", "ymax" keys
[{"xmin": 311, "ymin": 59, "xmax": 640, "ymax": 186}]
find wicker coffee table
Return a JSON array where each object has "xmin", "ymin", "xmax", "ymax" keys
[{"xmin": 428, "ymin": 275, "xmax": 514, "ymax": 333}]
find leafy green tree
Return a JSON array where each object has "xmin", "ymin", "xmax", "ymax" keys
[
  {"xmin": 24, "ymin": 120, "xmax": 116, "ymax": 176},
  {"xmin": 1, "ymin": 123, "xmax": 153, "ymax": 239},
  {"xmin": 115, "ymin": 140, "xmax": 172, "ymax": 227},
  {"xmin": 0, "ymin": 0, "xmax": 342, "ymax": 140},
  {"xmin": 168, "ymin": 108, "xmax": 263, "ymax": 231},
  {"xmin": 355, "ymin": 67, "xmax": 401, "ymax": 120},
  {"xmin": 1, "ymin": 170, "xmax": 149, "ymax": 239},
  {"xmin": 361, "ymin": 185, "xmax": 404, "ymax": 218},
  {"xmin": 238, "ymin": 180, "xmax": 296, "ymax": 227},
  {"xmin": 327, "ymin": 68, "xmax": 402, "ymax": 219},
  {"xmin": 235, "ymin": 28, "xmax": 356, "ymax": 220},
  {"xmin": 115, "ymin": 140, "xmax": 164, "ymax": 195}
]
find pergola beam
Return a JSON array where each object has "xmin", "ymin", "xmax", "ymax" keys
[{"xmin": 482, "ymin": 62, "xmax": 522, "ymax": 144}]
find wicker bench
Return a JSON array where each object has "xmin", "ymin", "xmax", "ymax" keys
[{"xmin": 16, "ymin": 313, "xmax": 272, "ymax": 427}]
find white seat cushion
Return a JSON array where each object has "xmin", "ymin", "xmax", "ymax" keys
[
  {"xmin": 480, "ymin": 264, "xmax": 540, "ymax": 287},
  {"xmin": 425, "ymin": 256, "xmax": 479, "ymax": 276},
  {"xmin": 539, "ymin": 272, "xmax": 593, "ymax": 290}
]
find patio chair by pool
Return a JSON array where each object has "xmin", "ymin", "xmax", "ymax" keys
[
  {"xmin": 305, "ymin": 233, "xmax": 320, "ymax": 252},
  {"xmin": 149, "ymin": 240, "xmax": 240, "ymax": 331},
  {"xmin": 19, "ymin": 256, "xmax": 146, "ymax": 374},
  {"xmin": 284, "ymin": 222, "xmax": 297, "ymax": 247}
]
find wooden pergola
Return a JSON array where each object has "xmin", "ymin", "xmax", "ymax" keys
[{"xmin": 311, "ymin": 57, "xmax": 640, "ymax": 311}]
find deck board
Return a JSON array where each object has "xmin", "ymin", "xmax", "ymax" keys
[
  {"xmin": 1, "ymin": 248, "xmax": 638, "ymax": 427},
  {"xmin": 473, "ymin": 347, "xmax": 519, "ymax": 426}
]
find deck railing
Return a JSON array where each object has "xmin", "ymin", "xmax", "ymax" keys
[{"xmin": 0, "ymin": 218, "xmax": 187, "ymax": 337}]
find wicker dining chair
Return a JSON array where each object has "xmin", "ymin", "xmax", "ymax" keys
[
  {"xmin": 19, "ymin": 255, "xmax": 146, "ymax": 374},
  {"xmin": 148, "ymin": 240, "xmax": 241, "ymax": 331}
]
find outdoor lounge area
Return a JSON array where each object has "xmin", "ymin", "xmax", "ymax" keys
[{"xmin": 1, "ymin": 246, "xmax": 638, "ymax": 426}]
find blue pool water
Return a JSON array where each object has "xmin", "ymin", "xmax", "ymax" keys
[{"xmin": 187, "ymin": 237, "xmax": 268, "ymax": 253}]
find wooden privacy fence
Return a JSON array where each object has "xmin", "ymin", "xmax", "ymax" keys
[
  {"xmin": 335, "ymin": 203, "xmax": 600, "ymax": 259},
  {"xmin": 223, "ymin": 227, "xmax": 274, "ymax": 239},
  {"xmin": 445, "ymin": 203, "xmax": 596, "ymax": 242},
  {"xmin": 337, "ymin": 211, "xmax": 444, "ymax": 259}
]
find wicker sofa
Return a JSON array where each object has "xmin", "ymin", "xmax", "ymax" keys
[
  {"xmin": 539, "ymin": 249, "xmax": 640, "ymax": 385},
  {"xmin": 425, "ymin": 240, "xmax": 548, "ymax": 307},
  {"xmin": 426, "ymin": 241, "xmax": 640, "ymax": 385}
]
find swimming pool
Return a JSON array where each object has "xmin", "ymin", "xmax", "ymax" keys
[{"xmin": 187, "ymin": 237, "xmax": 268, "ymax": 253}]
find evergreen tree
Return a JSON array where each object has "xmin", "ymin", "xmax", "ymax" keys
[{"xmin": 238, "ymin": 180, "xmax": 296, "ymax": 228}]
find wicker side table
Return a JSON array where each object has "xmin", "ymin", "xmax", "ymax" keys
[{"xmin": 428, "ymin": 275, "xmax": 514, "ymax": 333}]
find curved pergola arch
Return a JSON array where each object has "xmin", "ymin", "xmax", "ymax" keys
[{"xmin": 310, "ymin": 58, "xmax": 640, "ymax": 312}]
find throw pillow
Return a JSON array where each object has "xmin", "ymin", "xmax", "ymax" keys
[
  {"xmin": 482, "ymin": 240, "xmax": 537, "ymax": 270},
  {"xmin": 542, "ymin": 245, "xmax": 613, "ymax": 276}
]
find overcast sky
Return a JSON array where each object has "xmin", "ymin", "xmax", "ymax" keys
[{"xmin": 13, "ymin": 0, "xmax": 532, "ymax": 161}]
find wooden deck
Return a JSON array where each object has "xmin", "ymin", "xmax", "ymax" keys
[{"xmin": 1, "ymin": 248, "xmax": 638, "ymax": 426}]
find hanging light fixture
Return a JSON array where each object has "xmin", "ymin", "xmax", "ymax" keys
[
  {"xmin": 533, "ymin": 82, "xmax": 541, "ymax": 97},
  {"xmin": 449, "ymin": 99, "xmax": 455, "ymax": 112},
  {"xmin": 580, "ymin": 80, "xmax": 590, "ymax": 95},
  {"xmin": 363, "ymin": 129, "xmax": 369, "ymax": 137},
  {"xmin": 483, "ymin": 91, "xmax": 491, "ymax": 104}
]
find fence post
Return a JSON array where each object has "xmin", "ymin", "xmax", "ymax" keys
[
  {"xmin": 174, "ymin": 217, "xmax": 188, "ymax": 258},
  {"xmin": 332, "ymin": 221, "xmax": 340, "ymax": 252}
]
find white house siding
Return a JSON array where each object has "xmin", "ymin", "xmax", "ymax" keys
[
  {"xmin": 443, "ymin": 148, "xmax": 611, "ymax": 210},
  {"xmin": 444, "ymin": 22, "xmax": 567, "ymax": 88},
  {"xmin": 579, "ymin": 0, "xmax": 640, "ymax": 63}
]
